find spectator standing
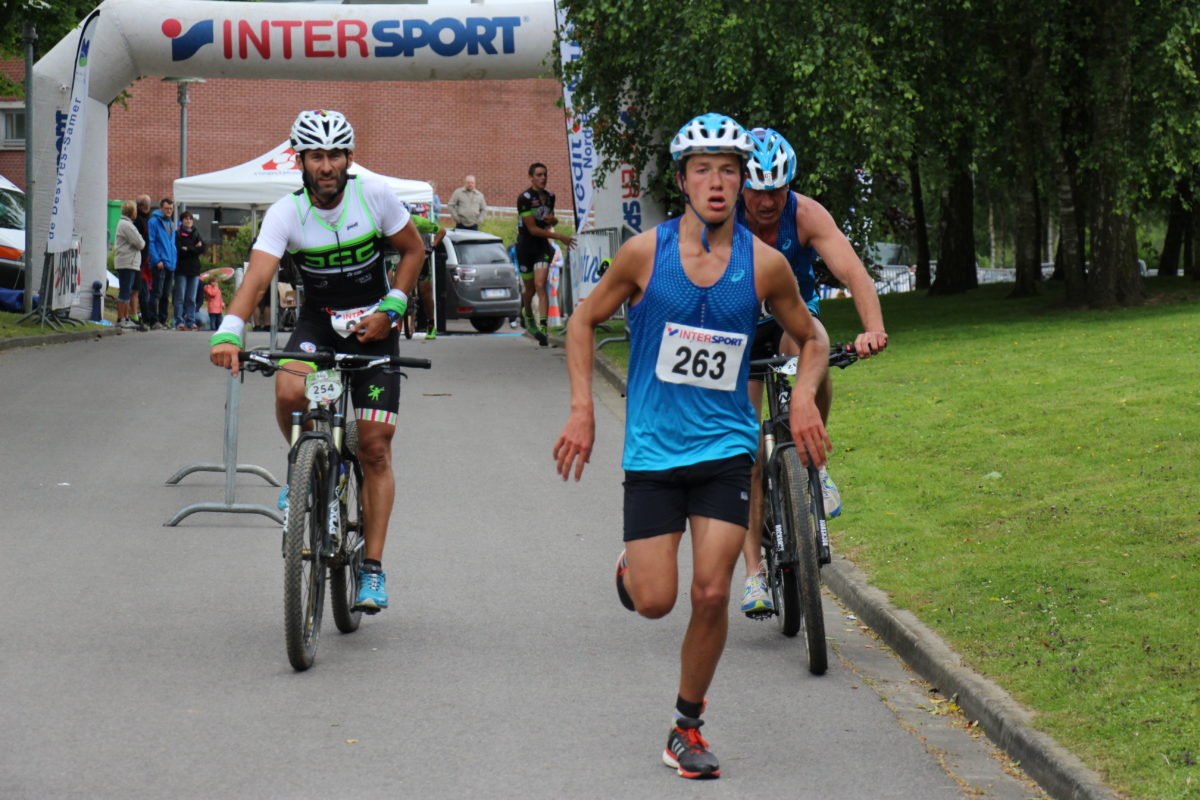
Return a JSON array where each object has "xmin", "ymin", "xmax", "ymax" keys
[
  {"xmin": 147, "ymin": 198, "xmax": 178, "ymax": 329},
  {"xmin": 132, "ymin": 195, "xmax": 152, "ymax": 329},
  {"xmin": 112, "ymin": 200, "xmax": 145, "ymax": 330},
  {"xmin": 204, "ymin": 278, "xmax": 224, "ymax": 331},
  {"xmin": 428, "ymin": 180, "xmax": 441, "ymax": 224},
  {"xmin": 446, "ymin": 174, "xmax": 487, "ymax": 230},
  {"xmin": 174, "ymin": 211, "xmax": 205, "ymax": 330}
]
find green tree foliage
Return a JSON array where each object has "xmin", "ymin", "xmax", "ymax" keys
[
  {"xmin": 557, "ymin": 0, "xmax": 1200, "ymax": 308},
  {"xmin": 0, "ymin": 0, "xmax": 96, "ymax": 96}
]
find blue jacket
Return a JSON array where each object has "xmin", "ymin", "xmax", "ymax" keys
[{"xmin": 147, "ymin": 209, "xmax": 177, "ymax": 271}]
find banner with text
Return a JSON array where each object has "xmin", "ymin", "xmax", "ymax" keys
[
  {"xmin": 47, "ymin": 9, "xmax": 100, "ymax": 254},
  {"xmin": 555, "ymin": 5, "xmax": 596, "ymax": 233}
]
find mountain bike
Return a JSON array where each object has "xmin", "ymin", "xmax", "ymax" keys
[
  {"xmin": 240, "ymin": 347, "xmax": 432, "ymax": 671},
  {"xmin": 750, "ymin": 345, "xmax": 859, "ymax": 675}
]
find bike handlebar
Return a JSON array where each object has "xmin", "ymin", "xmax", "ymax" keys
[
  {"xmin": 238, "ymin": 348, "xmax": 432, "ymax": 371},
  {"xmin": 749, "ymin": 344, "xmax": 860, "ymax": 371}
]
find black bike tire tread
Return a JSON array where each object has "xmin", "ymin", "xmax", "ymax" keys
[
  {"xmin": 772, "ymin": 449, "xmax": 804, "ymax": 638},
  {"xmin": 781, "ymin": 449, "xmax": 828, "ymax": 675},
  {"xmin": 284, "ymin": 439, "xmax": 327, "ymax": 671},
  {"xmin": 330, "ymin": 456, "xmax": 364, "ymax": 634}
]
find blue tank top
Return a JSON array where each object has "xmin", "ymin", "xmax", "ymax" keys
[
  {"xmin": 623, "ymin": 218, "xmax": 760, "ymax": 471},
  {"xmin": 736, "ymin": 191, "xmax": 820, "ymax": 314}
]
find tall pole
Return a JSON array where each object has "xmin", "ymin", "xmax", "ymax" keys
[
  {"xmin": 178, "ymin": 81, "xmax": 189, "ymax": 182},
  {"xmin": 22, "ymin": 22, "xmax": 36, "ymax": 314}
]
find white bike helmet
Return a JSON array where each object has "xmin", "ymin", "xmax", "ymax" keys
[
  {"xmin": 290, "ymin": 109, "xmax": 355, "ymax": 152},
  {"xmin": 745, "ymin": 127, "xmax": 796, "ymax": 190},
  {"xmin": 669, "ymin": 113, "xmax": 754, "ymax": 164}
]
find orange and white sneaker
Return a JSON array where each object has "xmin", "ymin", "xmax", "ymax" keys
[{"xmin": 663, "ymin": 716, "xmax": 720, "ymax": 779}]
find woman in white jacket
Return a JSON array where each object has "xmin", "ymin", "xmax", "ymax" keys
[{"xmin": 113, "ymin": 200, "xmax": 145, "ymax": 330}]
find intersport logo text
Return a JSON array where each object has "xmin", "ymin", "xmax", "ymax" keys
[{"xmin": 164, "ymin": 16, "xmax": 522, "ymax": 62}]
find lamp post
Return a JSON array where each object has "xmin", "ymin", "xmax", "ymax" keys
[
  {"xmin": 162, "ymin": 77, "xmax": 205, "ymax": 218},
  {"xmin": 22, "ymin": 21, "xmax": 36, "ymax": 314}
]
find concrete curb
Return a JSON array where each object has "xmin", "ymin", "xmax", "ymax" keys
[
  {"xmin": 0, "ymin": 324, "xmax": 122, "ymax": 353},
  {"xmin": 563, "ymin": 335, "xmax": 1119, "ymax": 800}
]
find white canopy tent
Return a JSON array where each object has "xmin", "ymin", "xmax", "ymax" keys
[{"xmin": 173, "ymin": 141, "xmax": 433, "ymax": 211}]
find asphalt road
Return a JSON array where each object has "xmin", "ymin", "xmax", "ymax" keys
[{"xmin": 0, "ymin": 326, "xmax": 1041, "ymax": 799}]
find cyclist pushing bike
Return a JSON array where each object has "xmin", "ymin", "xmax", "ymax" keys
[
  {"xmin": 210, "ymin": 109, "xmax": 426, "ymax": 615},
  {"xmin": 737, "ymin": 127, "xmax": 888, "ymax": 618}
]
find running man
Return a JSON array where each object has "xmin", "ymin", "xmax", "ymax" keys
[
  {"xmin": 209, "ymin": 110, "xmax": 425, "ymax": 614},
  {"xmin": 515, "ymin": 162, "xmax": 575, "ymax": 346},
  {"xmin": 554, "ymin": 114, "xmax": 831, "ymax": 780},
  {"xmin": 737, "ymin": 127, "xmax": 889, "ymax": 618}
]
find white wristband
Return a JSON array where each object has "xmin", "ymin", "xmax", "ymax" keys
[
  {"xmin": 387, "ymin": 288, "xmax": 408, "ymax": 305},
  {"xmin": 217, "ymin": 314, "xmax": 246, "ymax": 340}
]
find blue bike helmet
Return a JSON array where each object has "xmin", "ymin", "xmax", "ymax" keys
[{"xmin": 745, "ymin": 127, "xmax": 796, "ymax": 190}]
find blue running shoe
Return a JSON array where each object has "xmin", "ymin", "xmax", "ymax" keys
[
  {"xmin": 353, "ymin": 569, "xmax": 388, "ymax": 614},
  {"xmin": 819, "ymin": 468, "xmax": 842, "ymax": 518},
  {"xmin": 277, "ymin": 486, "xmax": 288, "ymax": 511}
]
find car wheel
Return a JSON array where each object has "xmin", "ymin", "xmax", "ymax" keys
[{"xmin": 470, "ymin": 316, "xmax": 505, "ymax": 334}]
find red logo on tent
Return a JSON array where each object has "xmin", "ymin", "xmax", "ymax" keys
[{"xmin": 262, "ymin": 148, "xmax": 300, "ymax": 171}]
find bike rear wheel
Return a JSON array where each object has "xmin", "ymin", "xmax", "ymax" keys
[
  {"xmin": 283, "ymin": 438, "xmax": 329, "ymax": 671},
  {"xmin": 330, "ymin": 456, "xmax": 364, "ymax": 633},
  {"xmin": 779, "ymin": 448, "xmax": 828, "ymax": 674}
]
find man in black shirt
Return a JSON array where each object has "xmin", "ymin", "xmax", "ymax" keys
[{"xmin": 514, "ymin": 162, "xmax": 574, "ymax": 345}]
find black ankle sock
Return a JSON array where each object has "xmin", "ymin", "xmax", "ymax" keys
[
  {"xmin": 675, "ymin": 696, "xmax": 703, "ymax": 720},
  {"xmin": 363, "ymin": 559, "xmax": 382, "ymax": 573}
]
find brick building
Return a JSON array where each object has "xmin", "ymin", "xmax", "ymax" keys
[{"xmin": 2, "ymin": 57, "xmax": 573, "ymax": 220}]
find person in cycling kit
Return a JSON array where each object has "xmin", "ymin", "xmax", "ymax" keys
[
  {"xmin": 735, "ymin": 127, "xmax": 888, "ymax": 618},
  {"xmin": 515, "ymin": 163, "xmax": 575, "ymax": 346},
  {"xmin": 554, "ymin": 114, "xmax": 830, "ymax": 781},
  {"xmin": 209, "ymin": 109, "xmax": 426, "ymax": 614}
]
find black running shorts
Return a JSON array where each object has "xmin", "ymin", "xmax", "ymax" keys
[{"xmin": 622, "ymin": 454, "xmax": 753, "ymax": 541}]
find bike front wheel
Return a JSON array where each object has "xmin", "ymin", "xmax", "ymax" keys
[
  {"xmin": 330, "ymin": 456, "xmax": 364, "ymax": 633},
  {"xmin": 778, "ymin": 447, "xmax": 828, "ymax": 675},
  {"xmin": 283, "ymin": 438, "xmax": 329, "ymax": 671}
]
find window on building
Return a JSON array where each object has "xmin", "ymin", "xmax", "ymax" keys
[{"xmin": 2, "ymin": 107, "xmax": 26, "ymax": 149}]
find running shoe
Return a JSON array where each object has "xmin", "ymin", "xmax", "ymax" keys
[
  {"xmin": 740, "ymin": 570, "xmax": 774, "ymax": 618},
  {"xmin": 353, "ymin": 569, "xmax": 388, "ymax": 613},
  {"xmin": 509, "ymin": 318, "xmax": 519, "ymax": 329},
  {"xmin": 533, "ymin": 327, "xmax": 548, "ymax": 347},
  {"xmin": 424, "ymin": 327, "xmax": 437, "ymax": 341},
  {"xmin": 277, "ymin": 486, "xmax": 288, "ymax": 511},
  {"xmin": 615, "ymin": 550, "xmax": 635, "ymax": 611},
  {"xmin": 663, "ymin": 717, "xmax": 720, "ymax": 779},
  {"xmin": 819, "ymin": 468, "xmax": 842, "ymax": 518}
]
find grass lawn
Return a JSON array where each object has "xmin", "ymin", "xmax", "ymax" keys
[{"xmin": 592, "ymin": 276, "xmax": 1199, "ymax": 800}]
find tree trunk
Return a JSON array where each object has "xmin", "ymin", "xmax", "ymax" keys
[
  {"xmin": 1158, "ymin": 188, "xmax": 1185, "ymax": 277},
  {"xmin": 930, "ymin": 137, "xmax": 977, "ymax": 295},
  {"xmin": 909, "ymin": 158, "xmax": 932, "ymax": 290},
  {"xmin": 1010, "ymin": 173, "xmax": 1041, "ymax": 297},
  {"xmin": 1056, "ymin": 158, "xmax": 1087, "ymax": 304},
  {"xmin": 1087, "ymin": 0, "xmax": 1142, "ymax": 307}
]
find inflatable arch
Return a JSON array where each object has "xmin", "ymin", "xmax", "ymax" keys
[{"xmin": 30, "ymin": 0, "xmax": 557, "ymax": 310}]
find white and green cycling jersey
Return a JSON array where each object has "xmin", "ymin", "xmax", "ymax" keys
[{"xmin": 252, "ymin": 174, "xmax": 411, "ymax": 311}]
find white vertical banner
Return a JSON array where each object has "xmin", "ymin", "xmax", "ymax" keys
[
  {"xmin": 46, "ymin": 9, "xmax": 100, "ymax": 254},
  {"xmin": 555, "ymin": 3, "xmax": 596, "ymax": 233}
]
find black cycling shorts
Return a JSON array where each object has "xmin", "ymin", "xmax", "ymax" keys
[
  {"xmin": 622, "ymin": 454, "xmax": 753, "ymax": 541},
  {"xmin": 514, "ymin": 239, "xmax": 553, "ymax": 276},
  {"xmin": 283, "ymin": 310, "xmax": 402, "ymax": 426},
  {"xmin": 748, "ymin": 311, "xmax": 821, "ymax": 381}
]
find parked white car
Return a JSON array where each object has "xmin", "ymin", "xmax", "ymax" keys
[{"xmin": 0, "ymin": 174, "xmax": 25, "ymax": 290}]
